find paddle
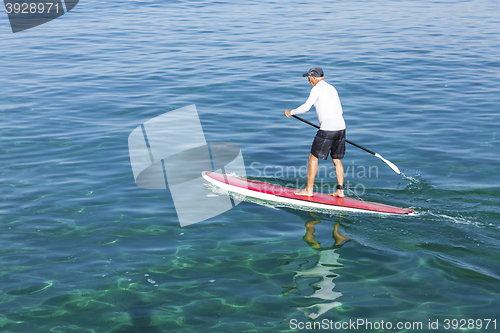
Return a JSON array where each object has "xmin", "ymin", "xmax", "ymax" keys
[{"xmin": 291, "ymin": 115, "xmax": 401, "ymax": 175}]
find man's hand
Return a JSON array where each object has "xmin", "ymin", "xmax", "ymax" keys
[{"xmin": 285, "ymin": 110, "xmax": 292, "ymax": 117}]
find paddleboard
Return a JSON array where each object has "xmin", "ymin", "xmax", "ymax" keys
[{"xmin": 202, "ymin": 171, "xmax": 414, "ymax": 215}]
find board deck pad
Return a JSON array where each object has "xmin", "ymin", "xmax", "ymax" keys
[{"xmin": 202, "ymin": 171, "xmax": 414, "ymax": 215}]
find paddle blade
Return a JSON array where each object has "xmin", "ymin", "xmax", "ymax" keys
[{"xmin": 374, "ymin": 153, "xmax": 401, "ymax": 175}]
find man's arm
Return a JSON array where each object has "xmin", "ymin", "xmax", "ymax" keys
[{"xmin": 290, "ymin": 85, "xmax": 319, "ymax": 116}]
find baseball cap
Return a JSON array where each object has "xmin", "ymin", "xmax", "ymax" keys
[{"xmin": 302, "ymin": 66, "xmax": 324, "ymax": 78}]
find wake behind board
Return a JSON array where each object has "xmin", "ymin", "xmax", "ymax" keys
[{"xmin": 202, "ymin": 171, "xmax": 414, "ymax": 215}]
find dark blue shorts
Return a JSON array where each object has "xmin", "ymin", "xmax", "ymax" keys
[{"xmin": 310, "ymin": 129, "xmax": 346, "ymax": 160}]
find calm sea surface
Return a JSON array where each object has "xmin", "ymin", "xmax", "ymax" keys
[{"xmin": 1, "ymin": 0, "xmax": 499, "ymax": 332}]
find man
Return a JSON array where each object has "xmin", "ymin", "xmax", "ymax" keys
[{"xmin": 285, "ymin": 66, "xmax": 346, "ymax": 197}]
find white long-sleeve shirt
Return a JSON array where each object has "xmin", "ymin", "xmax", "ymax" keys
[{"xmin": 290, "ymin": 80, "xmax": 346, "ymax": 131}]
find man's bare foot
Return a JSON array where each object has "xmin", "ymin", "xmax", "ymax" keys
[
  {"xmin": 294, "ymin": 188, "xmax": 313, "ymax": 196},
  {"xmin": 331, "ymin": 189, "xmax": 344, "ymax": 197}
]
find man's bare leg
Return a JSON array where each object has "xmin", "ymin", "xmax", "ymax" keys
[
  {"xmin": 331, "ymin": 158, "xmax": 344, "ymax": 197},
  {"xmin": 295, "ymin": 153, "xmax": 318, "ymax": 196}
]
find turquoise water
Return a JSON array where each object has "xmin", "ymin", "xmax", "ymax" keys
[{"xmin": 1, "ymin": 0, "xmax": 499, "ymax": 332}]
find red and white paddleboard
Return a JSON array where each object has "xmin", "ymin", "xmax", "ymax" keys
[{"xmin": 202, "ymin": 171, "xmax": 414, "ymax": 215}]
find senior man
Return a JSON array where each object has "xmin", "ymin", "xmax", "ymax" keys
[{"xmin": 285, "ymin": 66, "xmax": 346, "ymax": 197}]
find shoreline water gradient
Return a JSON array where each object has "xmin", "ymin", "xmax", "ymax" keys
[{"xmin": 1, "ymin": 0, "xmax": 499, "ymax": 332}]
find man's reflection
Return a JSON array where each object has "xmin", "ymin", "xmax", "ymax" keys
[{"xmin": 291, "ymin": 213, "xmax": 349, "ymax": 319}]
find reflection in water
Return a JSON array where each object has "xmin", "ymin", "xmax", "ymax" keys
[{"xmin": 288, "ymin": 213, "xmax": 349, "ymax": 320}]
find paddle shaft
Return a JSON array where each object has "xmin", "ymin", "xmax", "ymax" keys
[
  {"xmin": 291, "ymin": 114, "xmax": 401, "ymax": 175},
  {"xmin": 291, "ymin": 115, "xmax": 376, "ymax": 155}
]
